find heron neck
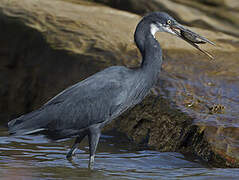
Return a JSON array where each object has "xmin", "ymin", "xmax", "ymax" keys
[{"xmin": 134, "ymin": 20, "xmax": 163, "ymax": 71}]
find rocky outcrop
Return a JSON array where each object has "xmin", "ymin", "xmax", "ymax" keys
[
  {"xmin": 91, "ymin": 0, "xmax": 239, "ymax": 37},
  {"xmin": 0, "ymin": 0, "xmax": 239, "ymax": 167},
  {"xmin": 0, "ymin": 0, "xmax": 141, "ymax": 121}
]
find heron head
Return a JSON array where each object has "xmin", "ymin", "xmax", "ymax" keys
[{"xmin": 147, "ymin": 12, "xmax": 215, "ymax": 59}]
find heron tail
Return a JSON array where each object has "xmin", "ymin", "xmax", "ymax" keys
[{"xmin": 8, "ymin": 109, "xmax": 48, "ymax": 135}]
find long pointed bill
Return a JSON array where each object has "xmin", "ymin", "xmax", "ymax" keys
[{"xmin": 170, "ymin": 23, "xmax": 215, "ymax": 59}]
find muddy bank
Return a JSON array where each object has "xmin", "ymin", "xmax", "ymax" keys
[{"xmin": 0, "ymin": 0, "xmax": 239, "ymax": 167}]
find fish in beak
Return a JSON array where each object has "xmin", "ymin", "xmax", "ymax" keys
[{"xmin": 170, "ymin": 23, "xmax": 215, "ymax": 59}]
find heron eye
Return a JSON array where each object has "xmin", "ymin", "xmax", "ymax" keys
[{"xmin": 167, "ymin": 20, "xmax": 171, "ymax": 25}]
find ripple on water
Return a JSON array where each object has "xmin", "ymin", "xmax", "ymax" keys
[{"xmin": 0, "ymin": 127, "xmax": 239, "ymax": 179}]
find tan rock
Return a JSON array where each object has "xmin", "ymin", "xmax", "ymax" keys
[
  {"xmin": 91, "ymin": 0, "xmax": 239, "ymax": 37},
  {"xmin": 225, "ymin": 0, "xmax": 239, "ymax": 8}
]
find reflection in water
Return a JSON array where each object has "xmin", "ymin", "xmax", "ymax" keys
[{"xmin": 0, "ymin": 127, "xmax": 239, "ymax": 179}]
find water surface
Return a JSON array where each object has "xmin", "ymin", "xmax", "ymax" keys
[{"xmin": 0, "ymin": 127, "xmax": 239, "ymax": 179}]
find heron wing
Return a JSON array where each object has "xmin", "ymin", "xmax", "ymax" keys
[
  {"xmin": 8, "ymin": 66, "xmax": 132, "ymax": 138},
  {"xmin": 44, "ymin": 66, "xmax": 131, "ymax": 132}
]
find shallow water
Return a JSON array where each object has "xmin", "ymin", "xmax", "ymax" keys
[{"xmin": 0, "ymin": 127, "xmax": 239, "ymax": 179}]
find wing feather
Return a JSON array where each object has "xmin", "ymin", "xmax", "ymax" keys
[
  {"xmin": 8, "ymin": 66, "xmax": 132, "ymax": 138},
  {"xmin": 45, "ymin": 66, "xmax": 130, "ymax": 131}
]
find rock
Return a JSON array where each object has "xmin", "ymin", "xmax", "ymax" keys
[
  {"xmin": 224, "ymin": 0, "xmax": 239, "ymax": 9},
  {"xmin": 0, "ymin": 0, "xmax": 141, "ymax": 121},
  {"xmin": 0, "ymin": 0, "xmax": 239, "ymax": 167},
  {"xmin": 195, "ymin": 0, "xmax": 225, "ymax": 7},
  {"xmin": 91, "ymin": 0, "xmax": 239, "ymax": 37}
]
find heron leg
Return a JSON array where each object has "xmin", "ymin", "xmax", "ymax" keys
[
  {"xmin": 88, "ymin": 126, "xmax": 101, "ymax": 170},
  {"xmin": 66, "ymin": 132, "xmax": 87, "ymax": 159}
]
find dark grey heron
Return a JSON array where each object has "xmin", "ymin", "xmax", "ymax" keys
[{"xmin": 8, "ymin": 12, "xmax": 214, "ymax": 169}]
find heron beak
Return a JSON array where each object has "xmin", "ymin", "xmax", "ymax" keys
[{"xmin": 170, "ymin": 23, "xmax": 215, "ymax": 59}]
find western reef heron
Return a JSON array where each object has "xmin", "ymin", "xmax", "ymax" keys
[{"xmin": 8, "ymin": 12, "xmax": 214, "ymax": 169}]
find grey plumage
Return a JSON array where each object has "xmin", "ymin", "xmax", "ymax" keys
[
  {"xmin": 9, "ymin": 64, "xmax": 159, "ymax": 138},
  {"xmin": 8, "ymin": 12, "xmax": 213, "ymax": 169}
]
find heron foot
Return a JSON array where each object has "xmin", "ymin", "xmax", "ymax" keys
[
  {"xmin": 66, "ymin": 148, "xmax": 77, "ymax": 159},
  {"xmin": 88, "ymin": 155, "xmax": 95, "ymax": 170},
  {"xmin": 87, "ymin": 125, "xmax": 101, "ymax": 170},
  {"xmin": 66, "ymin": 133, "xmax": 87, "ymax": 159}
]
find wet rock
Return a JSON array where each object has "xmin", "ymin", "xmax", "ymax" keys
[{"xmin": 0, "ymin": 0, "xmax": 239, "ymax": 167}]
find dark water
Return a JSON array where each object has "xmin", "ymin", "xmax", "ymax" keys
[{"xmin": 0, "ymin": 127, "xmax": 239, "ymax": 179}]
